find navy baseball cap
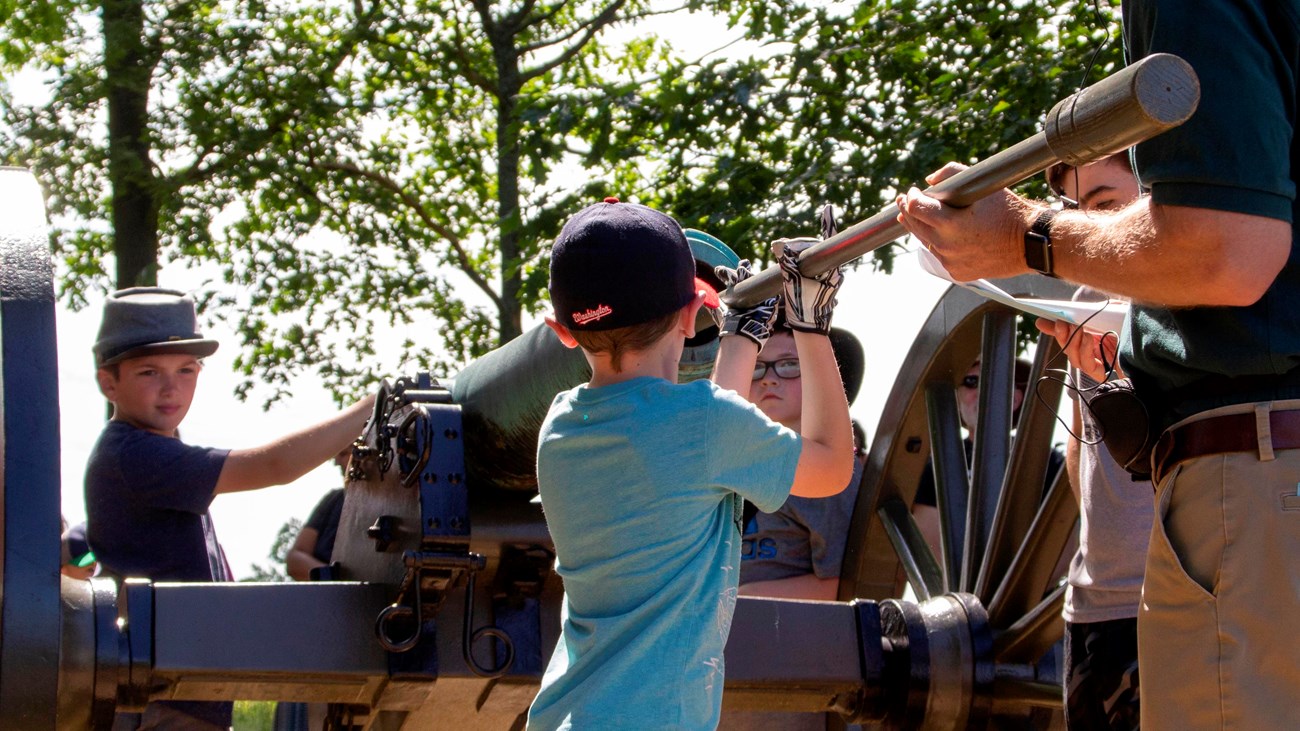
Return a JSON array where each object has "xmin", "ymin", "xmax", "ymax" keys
[{"xmin": 549, "ymin": 198, "xmax": 719, "ymax": 331}]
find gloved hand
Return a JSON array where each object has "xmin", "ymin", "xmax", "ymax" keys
[
  {"xmin": 773, "ymin": 236, "xmax": 844, "ymax": 335},
  {"xmin": 714, "ymin": 259, "xmax": 780, "ymax": 350}
]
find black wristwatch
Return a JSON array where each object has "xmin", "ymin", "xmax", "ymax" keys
[{"xmin": 1024, "ymin": 208, "xmax": 1059, "ymax": 278}]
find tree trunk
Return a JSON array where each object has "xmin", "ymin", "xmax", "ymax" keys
[
  {"xmin": 492, "ymin": 32, "xmax": 524, "ymax": 346},
  {"xmin": 102, "ymin": 0, "xmax": 160, "ymax": 289}
]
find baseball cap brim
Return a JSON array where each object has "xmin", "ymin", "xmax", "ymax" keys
[{"xmin": 696, "ymin": 277, "xmax": 720, "ymax": 310}]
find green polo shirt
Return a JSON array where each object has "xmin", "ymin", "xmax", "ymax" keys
[{"xmin": 1120, "ymin": 0, "xmax": 1300, "ymax": 427}]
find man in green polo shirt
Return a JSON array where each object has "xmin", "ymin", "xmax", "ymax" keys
[{"xmin": 895, "ymin": 2, "xmax": 1299, "ymax": 728}]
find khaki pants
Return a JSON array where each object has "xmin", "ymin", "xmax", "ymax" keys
[{"xmin": 1140, "ymin": 400, "xmax": 1300, "ymax": 730}]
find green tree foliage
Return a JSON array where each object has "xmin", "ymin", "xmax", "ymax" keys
[
  {"xmin": 3, "ymin": 0, "xmax": 1122, "ymax": 400},
  {"xmin": 209, "ymin": 0, "xmax": 690, "ymax": 399},
  {"xmin": 245, "ymin": 516, "xmax": 302, "ymax": 582},
  {"xmin": 614, "ymin": 0, "xmax": 1124, "ymax": 270}
]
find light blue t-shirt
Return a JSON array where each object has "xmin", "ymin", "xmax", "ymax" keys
[{"xmin": 527, "ymin": 377, "xmax": 801, "ymax": 731}]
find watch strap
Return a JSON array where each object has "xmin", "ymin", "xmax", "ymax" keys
[{"xmin": 1024, "ymin": 208, "xmax": 1059, "ymax": 278}]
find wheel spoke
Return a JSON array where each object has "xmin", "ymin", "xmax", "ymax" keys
[
  {"xmin": 924, "ymin": 383, "xmax": 969, "ymax": 590},
  {"xmin": 992, "ymin": 583, "xmax": 1066, "ymax": 663},
  {"xmin": 985, "ymin": 468, "xmax": 1078, "ymax": 627},
  {"xmin": 962, "ymin": 310, "xmax": 1017, "ymax": 591},
  {"xmin": 877, "ymin": 497, "xmax": 944, "ymax": 601},
  {"xmin": 975, "ymin": 334, "xmax": 1065, "ymax": 602}
]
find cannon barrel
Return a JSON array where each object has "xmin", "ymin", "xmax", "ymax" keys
[
  {"xmin": 449, "ymin": 229, "xmax": 740, "ymax": 492},
  {"xmin": 723, "ymin": 52, "xmax": 1200, "ymax": 308}
]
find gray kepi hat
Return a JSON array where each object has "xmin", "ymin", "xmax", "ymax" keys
[{"xmin": 94, "ymin": 287, "xmax": 219, "ymax": 367}]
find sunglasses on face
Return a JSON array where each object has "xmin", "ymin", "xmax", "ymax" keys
[
  {"xmin": 753, "ymin": 358, "xmax": 801, "ymax": 381},
  {"xmin": 959, "ymin": 374, "xmax": 979, "ymax": 389}
]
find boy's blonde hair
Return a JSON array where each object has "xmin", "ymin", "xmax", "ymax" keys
[{"xmin": 571, "ymin": 311, "xmax": 678, "ymax": 373}]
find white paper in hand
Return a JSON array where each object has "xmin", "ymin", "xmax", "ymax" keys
[{"xmin": 916, "ymin": 248, "xmax": 1128, "ymax": 335}]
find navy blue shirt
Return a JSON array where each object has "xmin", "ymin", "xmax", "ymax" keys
[
  {"xmin": 86, "ymin": 421, "xmax": 231, "ymax": 582},
  {"xmin": 85, "ymin": 420, "xmax": 233, "ymax": 728}
]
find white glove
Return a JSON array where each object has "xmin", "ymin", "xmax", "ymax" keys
[{"xmin": 773, "ymin": 237, "xmax": 843, "ymax": 335}]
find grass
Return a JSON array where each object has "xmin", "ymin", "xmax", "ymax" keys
[{"xmin": 232, "ymin": 700, "xmax": 276, "ymax": 731}]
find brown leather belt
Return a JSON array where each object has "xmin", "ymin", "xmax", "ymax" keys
[{"xmin": 1152, "ymin": 408, "xmax": 1300, "ymax": 483}]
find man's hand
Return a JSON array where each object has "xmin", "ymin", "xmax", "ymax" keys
[
  {"xmin": 1035, "ymin": 317, "xmax": 1122, "ymax": 384},
  {"xmin": 895, "ymin": 162, "xmax": 1037, "ymax": 282},
  {"xmin": 715, "ymin": 259, "xmax": 779, "ymax": 350},
  {"xmin": 773, "ymin": 237, "xmax": 843, "ymax": 335}
]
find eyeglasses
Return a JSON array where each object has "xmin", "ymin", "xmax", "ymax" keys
[
  {"xmin": 753, "ymin": 358, "xmax": 801, "ymax": 381},
  {"xmin": 959, "ymin": 374, "xmax": 979, "ymax": 389}
]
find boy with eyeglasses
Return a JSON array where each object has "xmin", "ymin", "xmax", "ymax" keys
[{"xmin": 735, "ymin": 319, "xmax": 866, "ymax": 602}]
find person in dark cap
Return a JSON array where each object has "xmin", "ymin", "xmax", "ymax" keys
[
  {"xmin": 912, "ymin": 356, "xmax": 1066, "ymax": 560},
  {"xmin": 85, "ymin": 287, "xmax": 375, "ymax": 731},
  {"xmin": 526, "ymin": 199, "xmax": 853, "ymax": 730}
]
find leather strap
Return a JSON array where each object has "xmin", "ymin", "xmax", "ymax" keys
[{"xmin": 1152, "ymin": 408, "xmax": 1300, "ymax": 483}]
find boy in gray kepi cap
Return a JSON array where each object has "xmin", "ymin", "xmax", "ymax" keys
[
  {"xmin": 85, "ymin": 287, "xmax": 376, "ymax": 731},
  {"xmin": 526, "ymin": 198, "xmax": 854, "ymax": 730}
]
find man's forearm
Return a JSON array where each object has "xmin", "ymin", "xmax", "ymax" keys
[
  {"xmin": 1050, "ymin": 199, "xmax": 1289, "ymax": 307},
  {"xmin": 897, "ymin": 169, "xmax": 1289, "ymax": 306}
]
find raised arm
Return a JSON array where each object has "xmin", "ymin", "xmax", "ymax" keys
[
  {"xmin": 711, "ymin": 258, "xmax": 778, "ymax": 394},
  {"xmin": 788, "ymin": 330, "xmax": 853, "ymax": 497},
  {"xmin": 774, "ymin": 240, "xmax": 853, "ymax": 498}
]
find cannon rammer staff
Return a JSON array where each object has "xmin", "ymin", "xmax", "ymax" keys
[{"xmin": 722, "ymin": 52, "xmax": 1198, "ymax": 309}]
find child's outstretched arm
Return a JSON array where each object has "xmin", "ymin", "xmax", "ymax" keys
[
  {"xmin": 215, "ymin": 393, "xmax": 377, "ymax": 494},
  {"xmin": 777, "ymin": 239, "xmax": 853, "ymax": 497}
]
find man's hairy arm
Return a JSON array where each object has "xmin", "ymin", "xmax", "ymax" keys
[
  {"xmin": 897, "ymin": 164, "xmax": 1290, "ymax": 307},
  {"xmin": 1051, "ymin": 199, "xmax": 1289, "ymax": 307}
]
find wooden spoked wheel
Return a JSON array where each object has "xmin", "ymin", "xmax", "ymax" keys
[{"xmin": 840, "ymin": 274, "xmax": 1082, "ymax": 729}]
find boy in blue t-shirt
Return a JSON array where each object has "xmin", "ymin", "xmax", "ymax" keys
[
  {"xmin": 84, "ymin": 287, "xmax": 375, "ymax": 730},
  {"xmin": 526, "ymin": 199, "xmax": 854, "ymax": 730}
]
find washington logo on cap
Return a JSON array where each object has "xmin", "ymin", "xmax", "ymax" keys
[{"xmin": 572, "ymin": 304, "xmax": 613, "ymax": 325}]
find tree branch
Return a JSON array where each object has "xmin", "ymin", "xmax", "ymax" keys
[
  {"xmin": 519, "ymin": 0, "xmax": 639, "ymax": 81},
  {"xmin": 500, "ymin": 0, "xmax": 544, "ymax": 32},
  {"xmin": 447, "ymin": 24, "xmax": 498, "ymax": 95},
  {"xmin": 312, "ymin": 159, "xmax": 505, "ymax": 313},
  {"xmin": 518, "ymin": 1, "xmax": 693, "ymax": 59},
  {"xmin": 173, "ymin": 0, "xmax": 385, "ymax": 188}
]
